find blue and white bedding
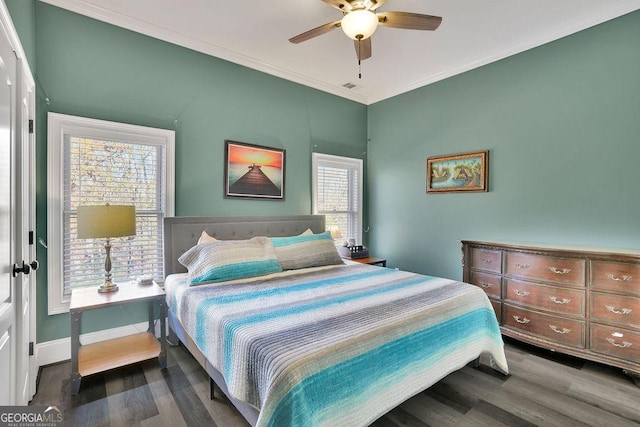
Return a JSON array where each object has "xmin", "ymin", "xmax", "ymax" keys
[{"xmin": 166, "ymin": 262, "xmax": 508, "ymax": 427}]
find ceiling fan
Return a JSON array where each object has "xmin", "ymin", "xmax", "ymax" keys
[{"xmin": 289, "ymin": 0, "xmax": 442, "ymax": 63}]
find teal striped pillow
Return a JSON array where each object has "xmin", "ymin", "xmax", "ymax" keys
[
  {"xmin": 178, "ymin": 236, "xmax": 282, "ymax": 285},
  {"xmin": 270, "ymin": 231, "xmax": 344, "ymax": 270}
]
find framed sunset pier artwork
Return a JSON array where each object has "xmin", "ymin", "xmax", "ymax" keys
[
  {"xmin": 427, "ymin": 150, "xmax": 488, "ymax": 193},
  {"xmin": 224, "ymin": 140, "xmax": 286, "ymax": 200}
]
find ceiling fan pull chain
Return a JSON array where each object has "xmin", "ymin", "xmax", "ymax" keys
[{"xmin": 358, "ymin": 37, "xmax": 362, "ymax": 79}]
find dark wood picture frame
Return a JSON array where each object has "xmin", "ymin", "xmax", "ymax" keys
[
  {"xmin": 426, "ymin": 150, "xmax": 488, "ymax": 193},
  {"xmin": 224, "ymin": 140, "xmax": 286, "ymax": 200}
]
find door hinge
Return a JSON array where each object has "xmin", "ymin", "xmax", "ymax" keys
[
  {"xmin": 29, "ymin": 231, "xmax": 34, "ymax": 245},
  {"xmin": 28, "ymin": 119, "xmax": 34, "ymax": 134},
  {"xmin": 29, "ymin": 342, "xmax": 34, "ymax": 356}
]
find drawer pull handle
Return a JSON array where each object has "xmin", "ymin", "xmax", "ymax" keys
[
  {"xmin": 480, "ymin": 282, "xmax": 493, "ymax": 288},
  {"xmin": 549, "ymin": 325, "xmax": 571, "ymax": 334},
  {"xmin": 549, "ymin": 267, "xmax": 571, "ymax": 275},
  {"xmin": 605, "ymin": 273, "xmax": 632, "ymax": 282},
  {"xmin": 605, "ymin": 305, "xmax": 632, "ymax": 315},
  {"xmin": 481, "ymin": 258, "xmax": 493, "ymax": 264},
  {"xmin": 549, "ymin": 296, "xmax": 571, "ymax": 304},
  {"xmin": 513, "ymin": 316, "xmax": 530, "ymax": 324},
  {"xmin": 514, "ymin": 290, "xmax": 530, "ymax": 297},
  {"xmin": 606, "ymin": 338, "xmax": 632, "ymax": 348},
  {"xmin": 515, "ymin": 263, "xmax": 530, "ymax": 269}
]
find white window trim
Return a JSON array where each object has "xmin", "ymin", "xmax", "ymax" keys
[
  {"xmin": 47, "ymin": 113, "xmax": 175, "ymax": 314},
  {"xmin": 312, "ymin": 152, "xmax": 363, "ymax": 244}
]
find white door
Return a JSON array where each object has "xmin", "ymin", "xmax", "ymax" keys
[
  {"xmin": 0, "ymin": 17, "xmax": 35, "ymax": 404},
  {"xmin": 15, "ymin": 57, "xmax": 36, "ymax": 404},
  {"xmin": 0, "ymin": 23, "xmax": 18, "ymax": 405}
]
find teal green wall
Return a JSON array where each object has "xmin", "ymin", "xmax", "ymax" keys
[
  {"xmin": 22, "ymin": 3, "xmax": 367, "ymax": 343},
  {"xmin": 367, "ymin": 10, "xmax": 640, "ymax": 280},
  {"xmin": 5, "ymin": 0, "xmax": 35, "ymax": 69}
]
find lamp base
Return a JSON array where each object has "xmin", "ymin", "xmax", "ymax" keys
[{"xmin": 97, "ymin": 281, "xmax": 119, "ymax": 293}]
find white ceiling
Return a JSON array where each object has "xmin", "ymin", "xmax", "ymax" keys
[{"xmin": 41, "ymin": 0, "xmax": 640, "ymax": 105}]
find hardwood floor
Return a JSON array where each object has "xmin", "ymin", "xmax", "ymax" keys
[{"xmin": 30, "ymin": 337, "xmax": 640, "ymax": 426}]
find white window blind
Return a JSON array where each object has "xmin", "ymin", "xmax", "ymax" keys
[
  {"xmin": 48, "ymin": 113, "xmax": 175, "ymax": 314},
  {"xmin": 312, "ymin": 153, "xmax": 363, "ymax": 244}
]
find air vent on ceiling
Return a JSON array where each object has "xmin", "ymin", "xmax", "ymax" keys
[{"xmin": 342, "ymin": 82, "xmax": 357, "ymax": 89}]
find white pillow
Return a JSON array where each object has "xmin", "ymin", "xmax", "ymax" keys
[
  {"xmin": 198, "ymin": 228, "xmax": 313, "ymax": 245},
  {"xmin": 198, "ymin": 230, "xmax": 217, "ymax": 245}
]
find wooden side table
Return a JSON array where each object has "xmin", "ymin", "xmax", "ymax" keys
[
  {"xmin": 70, "ymin": 281, "xmax": 167, "ymax": 395},
  {"xmin": 350, "ymin": 257, "xmax": 387, "ymax": 267}
]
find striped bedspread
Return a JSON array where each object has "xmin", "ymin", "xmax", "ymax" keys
[{"xmin": 166, "ymin": 263, "xmax": 508, "ymax": 427}]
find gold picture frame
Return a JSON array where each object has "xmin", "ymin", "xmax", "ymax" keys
[{"xmin": 426, "ymin": 150, "xmax": 488, "ymax": 193}]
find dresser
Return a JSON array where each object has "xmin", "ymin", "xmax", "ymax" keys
[{"xmin": 461, "ymin": 240, "xmax": 640, "ymax": 384}]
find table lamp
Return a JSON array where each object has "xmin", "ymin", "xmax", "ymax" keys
[
  {"xmin": 328, "ymin": 225, "xmax": 342, "ymax": 240},
  {"xmin": 77, "ymin": 204, "xmax": 136, "ymax": 293}
]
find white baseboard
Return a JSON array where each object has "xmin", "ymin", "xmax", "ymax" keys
[{"xmin": 36, "ymin": 320, "xmax": 164, "ymax": 367}]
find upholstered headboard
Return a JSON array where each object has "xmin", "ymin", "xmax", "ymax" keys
[{"xmin": 163, "ymin": 215, "xmax": 326, "ymax": 277}]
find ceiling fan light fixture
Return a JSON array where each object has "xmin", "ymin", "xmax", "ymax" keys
[{"xmin": 341, "ymin": 9, "xmax": 378, "ymax": 40}]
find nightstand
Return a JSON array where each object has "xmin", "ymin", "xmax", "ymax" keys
[
  {"xmin": 69, "ymin": 281, "xmax": 167, "ymax": 395},
  {"xmin": 350, "ymin": 257, "xmax": 387, "ymax": 267}
]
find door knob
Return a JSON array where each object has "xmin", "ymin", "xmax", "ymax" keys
[{"xmin": 12, "ymin": 261, "xmax": 30, "ymax": 277}]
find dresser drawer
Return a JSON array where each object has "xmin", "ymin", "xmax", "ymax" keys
[
  {"xmin": 471, "ymin": 248, "xmax": 502, "ymax": 274},
  {"xmin": 470, "ymin": 272, "xmax": 501, "ymax": 299},
  {"xmin": 590, "ymin": 261, "xmax": 640, "ymax": 295},
  {"xmin": 503, "ymin": 304, "xmax": 585, "ymax": 348},
  {"xmin": 505, "ymin": 279, "xmax": 585, "ymax": 317},
  {"xmin": 505, "ymin": 252, "xmax": 585, "ymax": 286},
  {"xmin": 590, "ymin": 324, "xmax": 640, "ymax": 363},
  {"xmin": 490, "ymin": 299, "xmax": 502, "ymax": 324},
  {"xmin": 590, "ymin": 292, "xmax": 640, "ymax": 330}
]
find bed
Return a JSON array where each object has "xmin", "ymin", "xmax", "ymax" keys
[{"xmin": 163, "ymin": 215, "xmax": 508, "ymax": 427}]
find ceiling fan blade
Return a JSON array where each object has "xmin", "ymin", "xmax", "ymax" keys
[
  {"xmin": 369, "ymin": 0, "xmax": 387, "ymax": 11},
  {"xmin": 354, "ymin": 37, "xmax": 372, "ymax": 61},
  {"xmin": 377, "ymin": 11, "xmax": 442, "ymax": 31},
  {"xmin": 289, "ymin": 20, "xmax": 341, "ymax": 44},
  {"xmin": 322, "ymin": 0, "xmax": 352, "ymax": 12}
]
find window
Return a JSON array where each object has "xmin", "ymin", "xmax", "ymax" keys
[
  {"xmin": 47, "ymin": 113, "xmax": 174, "ymax": 314},
  {"xmin": 312, "ymin": 153, "xmax": 363, "ymax": 244}
]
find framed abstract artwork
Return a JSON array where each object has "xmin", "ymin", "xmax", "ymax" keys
[
  {"xmin": 426, "ymin": 150, "xmax": 488, "ymax": 193},
  {"xmin": 224, "ymin": 140, "xmax": 286, "ymax": 200}
]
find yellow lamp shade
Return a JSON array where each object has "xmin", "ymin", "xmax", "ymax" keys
[
  {"xmin": 328, "ymin": 225, "xmax": 342, "ymax": 239},
  {"xmin": 77, "ymin": 204, "xmax": 136, "ymax": 239}
]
